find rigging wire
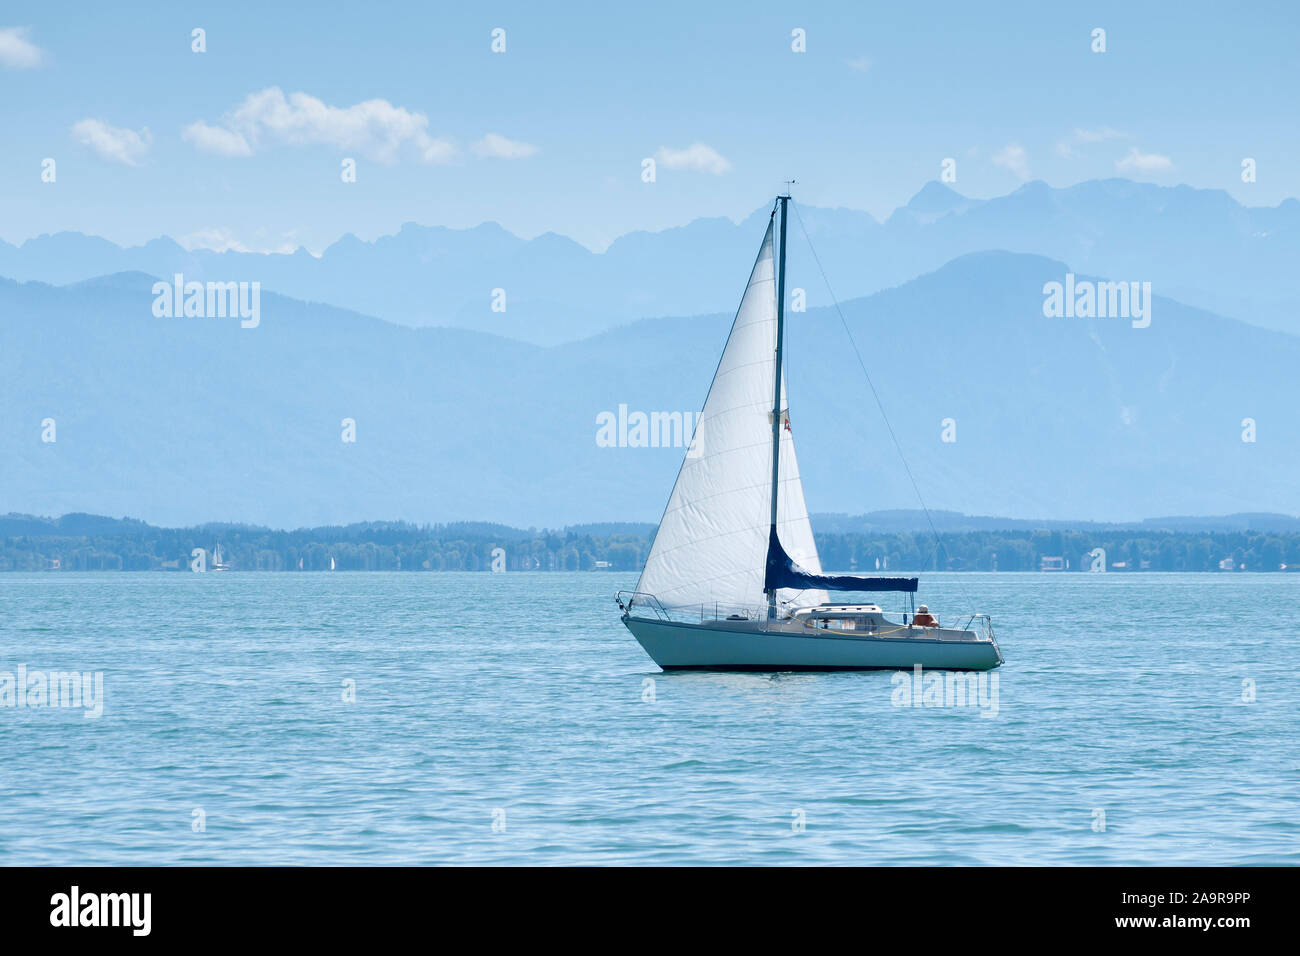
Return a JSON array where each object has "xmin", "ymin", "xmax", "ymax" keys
[{"xmin": 789, "ymin": 199, "xmax": 973, "ymax": 612}]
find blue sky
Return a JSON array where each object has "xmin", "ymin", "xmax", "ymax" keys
[{"xmin": 2, "ymin": 0, "xmax": 1297, "ymax": 253}]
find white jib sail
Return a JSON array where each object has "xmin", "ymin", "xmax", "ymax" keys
[{"xmin": 635, "ymin": 218, "xmax": 828, "ymax": 612}]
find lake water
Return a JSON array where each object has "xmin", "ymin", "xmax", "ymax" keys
[{"xmin": 0, "ymin": 572, "xmax": 1296, "ymax": 865}]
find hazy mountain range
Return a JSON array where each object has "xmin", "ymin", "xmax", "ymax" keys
[
  {"xmin": 2, "ymin": 248, "xmax": 1295, "ymax": 528},
  {"xmin": 3, "ymin": 178, "xmax": 1298, "ymax": 344}
]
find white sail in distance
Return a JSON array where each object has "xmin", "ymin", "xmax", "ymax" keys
[{"xmin": 635, "ymin": 217, "xmax": 827, "ymax": 611}]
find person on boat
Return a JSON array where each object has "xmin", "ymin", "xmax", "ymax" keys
[{"xmin": 912, "ymin": 605, "xmax": 939, "ymax": 628}]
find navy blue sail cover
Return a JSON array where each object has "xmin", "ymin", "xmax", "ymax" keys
[{"xmin": 764, "ymin": 526, "xmax": 919, "ymax": 593}]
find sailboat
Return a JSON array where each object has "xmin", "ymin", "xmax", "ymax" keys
[
  {"xmin": 211, "ymin": 543, "xmax": 231, "ymax": 572},
  {"xmin": 616, "ymin": 195, "xmax": 1002, "ymax": 671}
]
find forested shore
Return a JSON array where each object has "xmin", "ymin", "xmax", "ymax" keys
[{"xmin": 3, "ymin": 514, "xmax": 1298, "ymax": 573}]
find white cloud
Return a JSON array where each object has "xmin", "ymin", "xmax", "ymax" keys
[
  {"xmin": 0, "ymin": 26, "xmax": 43, "ymax": 69},
  {"xmin": 1055, "ymin": 126, "xmax": 1130, "ymax": 158},
  {"xmin": 991, "ymin": 143, "xmax": 1030, "ymax": 180},
  {"xmin": 179, "ymin": 228, "xmax": 251, "ymax": 253},
  {"xmin": 654, "ymin": 143, "xmax": 732, "ymax": 175},
  {"xmin": 181, "ymin": 121, "xmax": 253, "ymax": 157},
  {"xmin": 846, "ymin": 56, "xmax": 872, "ymax": 73},
  {"xmin": 71, "ymin": 119, "xmax": 151, "ymax": 166},
  {"xmin": 1116, "ymin": 147, "xmax": 1173, "ymax": 173},
  {"xmin": 185, "ymin": 87, "xmax": 456, "ymax": 164},
  {"xmin": 418, "ymin": 138, "xmax": 457, "ymax": 164},
  {"xmin": 471, "ymin": 133, "xmax": 539, "ymax": 159},
  {"xmin": 179, "ymin": 228, "xmax": 307, "ymax": 255}
]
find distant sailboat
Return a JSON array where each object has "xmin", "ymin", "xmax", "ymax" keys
[
  {"xmin": 211, "ymin": 543, "xmax": 231, "ymax": 572},
  {"xmin": 617, "ymin": 195, "xmax": 1002, "ymax": 670}
]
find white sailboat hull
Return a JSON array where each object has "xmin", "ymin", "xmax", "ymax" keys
[{"xmin": 624, "ymin": 616, "xmax": 1002, "ymax": 671}]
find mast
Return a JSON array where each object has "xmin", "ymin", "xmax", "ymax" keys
[{"xmin": 765, "ymin": 193, "xmax": 790, "ymax": 614}]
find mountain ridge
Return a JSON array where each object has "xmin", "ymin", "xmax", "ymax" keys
[
  {"xmin": 3, "ymin": 247, "xmax": 1295, "ymax": 528},
  {"xmin": 4, "ymin": 177, "xmax": 1297, "ymax": 343}
]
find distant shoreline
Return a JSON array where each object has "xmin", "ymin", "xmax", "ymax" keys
[{"xmin": 3, "ymin": 512, "xmax": 1297, "ymax": 574}]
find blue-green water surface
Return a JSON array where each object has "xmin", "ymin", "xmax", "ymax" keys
[{"xmin": 0, "ymin": 572, "xmax": 1295, "ymax": 864}]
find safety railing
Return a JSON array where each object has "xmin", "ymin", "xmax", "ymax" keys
[
  {"xmin": 802, "ymin": 611, "xmax": 995, "ymax": 642},
  {"xmin": 617, "ymin": 593, "xmax": 996, "ymax": 643},
  {"xmin": 617, "ymin": 592, "xmax": 780, "ymax": 626},
  {"xmin": 615, "ymin": 590, "xmax": 671, "ymax": 621}
]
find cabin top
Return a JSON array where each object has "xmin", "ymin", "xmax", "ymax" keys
[{"xmin": 794, "ymin": 604, "xmax": 884, "ymax": 617}]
